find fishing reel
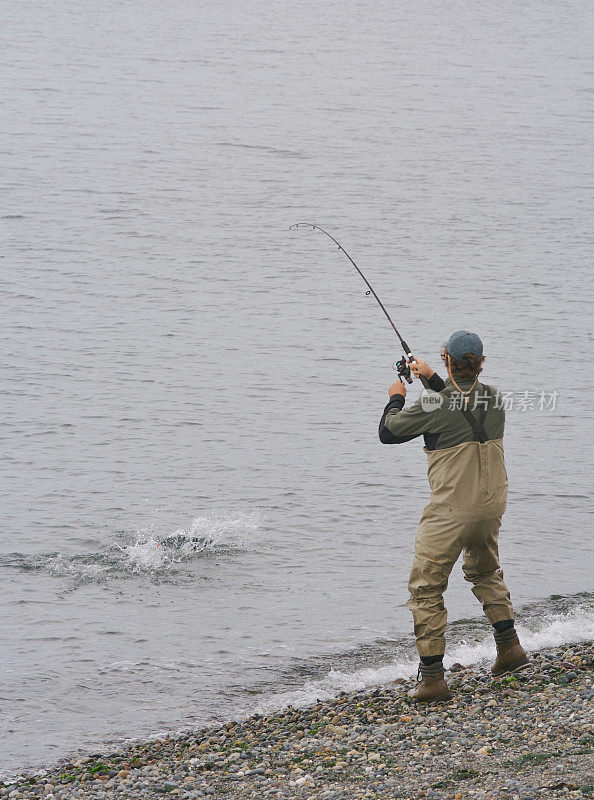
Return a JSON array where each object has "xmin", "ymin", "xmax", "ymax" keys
[{"xmin": 395, "ymin": 356, "xmax": 413, "ymax": 384}]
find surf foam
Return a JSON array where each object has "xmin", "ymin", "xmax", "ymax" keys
[{"xmin": 254, "ymin": 604, "xmax": 594, "ymax": 716}]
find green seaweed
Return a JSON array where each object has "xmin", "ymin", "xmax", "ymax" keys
[
  {"xmin": 86, "ymin": 762, "xmax": 109, "ymax": 775},
  {"xmin": 432, "ymin": 767, "xmax": 480, "ymax": 788},
  {"xmin": 506, "ymin": 751, "xmax": 556, "ymax": 768},
  {"xmin": 452, "ymin": 767, "xmax": 480, "ymax": 780}
]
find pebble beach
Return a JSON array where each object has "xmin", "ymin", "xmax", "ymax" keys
[{"xmin": 4, "ymin": 641, "xmax": 592, "ymax": 800}]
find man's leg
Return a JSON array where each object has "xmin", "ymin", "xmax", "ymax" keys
[
  {"xmin": 462, "ymin": 517, "xmax": 529, "ymax": 676},
  {"xmin": 461, "ymin": 516, "xmax": 514, "ymax": 624},
  {"xmin": 406, "ymin": 509, "xmax": 464, "ymax": 658}
]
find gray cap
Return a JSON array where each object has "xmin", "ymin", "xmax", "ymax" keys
[{"xmin": 445, "ymin": 330, "xmax": 483, "ymax": 360}]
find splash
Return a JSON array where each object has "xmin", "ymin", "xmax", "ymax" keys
[
  {"xmin": 1, "ymin": 509, "xmax": 263, "ymax": 583},
  {"xmin": 119, "ymin": 536, "xmax": 168, "ymax": 571},
  {"xmin": 120, "ymin": 510, "xmax": 262, "ymax": 573}
]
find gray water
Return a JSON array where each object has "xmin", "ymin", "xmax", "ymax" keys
[{"xmin": 2, "ymin": 0, "xmax": 593, "ymax": 778}]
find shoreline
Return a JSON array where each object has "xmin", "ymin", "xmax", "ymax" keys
[{"xmin": 3, "ymin": 641, "xmax": 592, "ymax": 800}]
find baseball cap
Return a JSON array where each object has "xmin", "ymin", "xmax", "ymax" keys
[{"xmin": 445, "ymin": 330, "xmax": 483, "ymax": 360}]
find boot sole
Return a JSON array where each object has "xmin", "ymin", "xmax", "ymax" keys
[{"xmin": 491, "ymin": 658, "xmax": 530, "ymax": 678}]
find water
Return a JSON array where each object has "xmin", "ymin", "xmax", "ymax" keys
[{"xmin": 1, "ymin": 0, "xmax": 593, "ymax": 778}]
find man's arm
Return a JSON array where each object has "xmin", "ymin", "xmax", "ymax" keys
[
  {"xmin": 379, "ymin": 394, "xmax": 438, "ymax": 444},
  {"xmin": 379, "ymin": 393, "xmax": 413, "ymax": 443},
  {"xmin": 426, "ymin": 372, "xmax": 445, "ymax": 391},
  {"xmin": 378, "ymin": 378, "xmax": 438, "ymax": 444}
]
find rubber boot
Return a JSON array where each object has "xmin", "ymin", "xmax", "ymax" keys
[
  {"xmin": 491, "ymin": 627, "xmax": 530, "ymax": 677},
  {"xmin": 407, "ymin": 662, "xmax": 452, "ymax": 703}
]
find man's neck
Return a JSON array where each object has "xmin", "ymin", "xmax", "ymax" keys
[{"xmin": 445, "ymin": 375, "xmax": 480, "ymax": 389}]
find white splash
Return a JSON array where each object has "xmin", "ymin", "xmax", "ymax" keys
[
  {"xmin": 46, "ymin": 553, "xmax": 111, "ymax": 581},
  {"xmin": 120, "ymin": 536, "xmax": 168, "ymax": 571},
  {"xmin": 120, "ymin": 509, "xmax": 263, "ymax": 572}
]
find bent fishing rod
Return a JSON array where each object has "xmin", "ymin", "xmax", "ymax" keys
[{"xmin": 289, "ymin": 223, "xmax": 427, "ymax": 387}]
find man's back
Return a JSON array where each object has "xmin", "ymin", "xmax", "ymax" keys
[{"xmin": 379, "ymin": 376, "xmax": 505, "ymax": 451}]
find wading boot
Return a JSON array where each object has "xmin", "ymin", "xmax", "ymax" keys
[
  {"xmin": 408, "ymin": 662, "xmax": 452, "ymax": 703},
  {"xmin": 491, "ymin": 627, "xmax": 529, "ymax": 677}
]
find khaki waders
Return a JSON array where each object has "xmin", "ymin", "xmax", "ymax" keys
[{"xmin": 406, "ymin": 438, "xmax": 514, "ymax": 657}]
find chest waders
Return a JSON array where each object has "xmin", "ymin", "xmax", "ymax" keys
[{"xmin": 406, "ymin": 391, "xmax": 514, "ymax": 658}]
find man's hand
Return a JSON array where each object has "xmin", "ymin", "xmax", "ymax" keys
[
  {"xmin": 389, "ymin": 380, "xmax": 406, "ymax": 398},
  {"xmin": 409, "ymin": 358, "xmax": 434, "ymax": 379}
]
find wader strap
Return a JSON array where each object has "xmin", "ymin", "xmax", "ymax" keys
[{"xmin": 461, "ymin": 386, "xmax": 490, "ymax": 443}]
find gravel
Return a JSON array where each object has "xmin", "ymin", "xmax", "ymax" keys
[{"xmin": 3, "ymin": 641, "xmax": 592, "ymax": 800}]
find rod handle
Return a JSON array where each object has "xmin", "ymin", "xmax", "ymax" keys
[{"xmin": 405, "ymin": 350, "xmax": 431, "ymax": 390}]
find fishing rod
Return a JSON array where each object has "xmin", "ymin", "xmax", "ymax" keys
[{"xmin": 289, "ymin": 223, "xmax": 425, "ymax": 386}]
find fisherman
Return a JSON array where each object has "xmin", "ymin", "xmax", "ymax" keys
[{"xmin": 379, "ymin": 330, "xmax": 529, "ymax": 702}]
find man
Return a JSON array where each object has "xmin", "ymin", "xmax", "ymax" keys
[{"xmin": 379, "ymin": 330, "xmax": 528, "ymax": 702}]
